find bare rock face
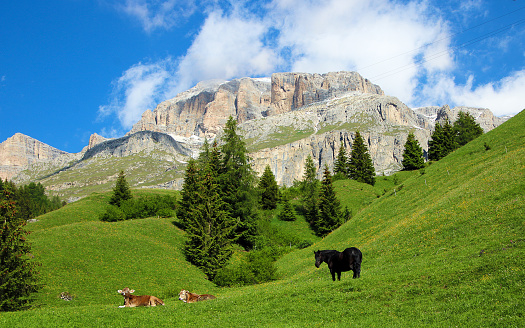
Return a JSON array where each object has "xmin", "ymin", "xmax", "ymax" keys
[
  {"xmin": 0, "ymin": 133, "xmax": 69, "ymax": 180},
  {"xmin": 413, "ymin": 105, "xmax": 503, "ymax": 132},
  {"xmin": 128, "ymin": 71, "xmax": 383, "ymax": 139}
]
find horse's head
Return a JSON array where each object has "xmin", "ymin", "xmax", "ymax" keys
[{"xmin": 314, "ymin": 250, "xmax": 323, "ymax": 268}]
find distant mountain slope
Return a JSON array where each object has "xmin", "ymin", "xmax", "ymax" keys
[{"xmin": 1, "ymin": 71, "xmax": 504, "ymax": 200}]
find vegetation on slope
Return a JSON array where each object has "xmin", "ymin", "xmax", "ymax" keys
[{"xmin": 1, "ymin": 110, "xmax": 523, "ymax": 327}]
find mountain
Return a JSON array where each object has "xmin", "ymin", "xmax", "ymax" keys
[{"xmin": 0, "ymin": 71, "xmax": 504, "ymax": 200}]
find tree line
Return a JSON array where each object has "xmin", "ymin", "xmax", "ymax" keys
[
  {"xmin": 401, "ymin": 111, "xmax": 484, "ymax": 170},
  {"xmin": 0, "ymin": 180, "xmax": 63, "ymax": 311}
]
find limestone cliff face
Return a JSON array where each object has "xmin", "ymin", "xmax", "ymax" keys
[
  {"xmin": 128, "ymin": 71, "xmax": 383, "ymax": 139},
  {"xmin": 241, "ymin": 93, "xmax": 430, "ymax": 184},
  {"xmin": 0, "ymin": 133, "xmax": 70, "ymax": 180}
]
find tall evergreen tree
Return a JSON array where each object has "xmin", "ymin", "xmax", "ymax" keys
[
  {"xmin": 348, "ymin": 131, "xmax": 376, "ymax": 186},
  {"xmin": 402, "ymin": 133, "xmax": 425, "ymax": 170},
  {"xmin": 429, "ymin": 121, "xmax": 458, "ymax": 161},
  {"xmin": 301, "ymin": 155, "xmax": 319, "ymax": 225},
  {"xmin": 258, "ymin": 165, "xmax": 279, "ymax": 210},
  {"xmin": 428, "ymin": 122, "xmax": 444, "ymax": 161},
  {"xmin": 334, "ymin": 142, "xmax": 349, "ymax": 179},
  {"xmin": 183, "ymin": 163, "xmax": 237, "ymax": 279},
  {"xmin": 278, "ymin": 197, "xmax": 297, "ymax": 221},
  {"xmin": 219, "ymin": 116, "xmax": 258, "ymax": 248},
  {"xmin": 315, "ymin": 165, "xmax": 342, "ymax": 236},
  {"xmin": 442, "ymin": 120, "xmax": 457, "ymax": 156},
  {"xmin": 109, "ymin": 170, "xmax": 132, "ymax": 207},
  {"xmin": 0, "ymin": 186, "xmax": 40, "ymax": 311},
  {"xmin": 453, "ymin": 111, "xmax": 483, "ymax": 146},
  {"xmin": 177, "ymin": 159, "xmax": 200, "ymax": 229}
]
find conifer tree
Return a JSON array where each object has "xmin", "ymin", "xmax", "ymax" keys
[
  {"xmin": 402, "ymin": 133, "xmax": 425, "ymax": 170},
  {"xmin": 334, "ymin": 142, "xmax": 349, "ymax": 179},
  {"xmin": 258, "ymin": 165, "xmax": 279, "ymax": 210},
  {"xmin": 301, "ymin": 155, "xmax": 319, "ymax": 225},
  {"xmin": 183, "ymin": 163, "xmax": 237, "ymax": 279},
  {"xmin": 315, "ymin": 165, "xmax": 342, "ymax": 236},
  {"xmin": 428, "ymin": 123, "xmax": 444, "ymax": 161},
  {"xmin": 278, "ymin": 197, "xmax": 297, "ymax": 221},
  {"xmin": 453, "ymin": 111, "xmax": 483, "ymax": 146},
  {"xmin": 0, "ymin": 186, "xmax": 40, "ymax": 311},
  {"xmin": 219, "ymin": 116, "xmax": 258, "ymax": 247},
  {"xmin": 428, "ymin": 121, "xmax": 458, "ymax": 161},
  {"xmin": 109, "ymin": 170, "xmax": 132, "ymax": 207},
  {"xmin": 348, "ymin": 131, "xmax": 376, "ymax": 186},
  {"xmin": 177, "ymin": 159, "xmax": 199, "ymax": 229}
]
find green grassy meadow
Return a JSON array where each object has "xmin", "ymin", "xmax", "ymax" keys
[{"xmin": 1, "ymin": 111, "xmax": 524, "ymax": 327}]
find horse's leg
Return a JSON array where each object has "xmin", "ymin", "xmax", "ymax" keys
[
  {"xmin": 337, "ymin": 271, "xmax": 341, "ymax": 281},
  {"xmin": 331, "ymin": 270, "xmax": 336, "ymax": 281}
]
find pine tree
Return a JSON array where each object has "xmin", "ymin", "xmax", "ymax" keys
[
  {"xmin": 315, "ymin": 165, "xmax": 342, "ymax": 236},
  {"xmin": 183, "ymin": 163, "xmax": 237, "ymax": 280},
  {"xmin": 402, "ymin": 133, "xmax": 425, "ymax": 170},
  {"xmin": 219, "ymin": 116, "xmax": 258, "ymax": 248},
  {"xmin": 348, "ymin": 131, "xmax": 376, "ymax": 186},
  {"xmin": 453, "ymin": 111, "xmax": 483, "ymax": 146},
  {"xmin": 301, "ymin": 154, "xmax": 319, "ymax": 225},
  {"xmin": 429, "ymin": 121, "xmax": 458, "ymax": 161},
  {"xmin": 334, "ymin": 142, "xmax": 349, "ymax": 179},
  {"xmin": 278, "ymin": 197, "xmax": 297, "ymax": 221},
  {"xmin": 177, "ymin": 159, "xmax": 200, "ymax": 229},
  {"xmin": 442, "ymin": 120, "xmax": 458, "ymax": 156},
  {"xmin": 109, "ymin": 170, "xmax": 132, "ymax": 207},
  {"xmin": 428, "ymin": 123, "xmax": 444, "ymax": 161},
  {"xmin": 258, "ymin": 165, "xmax": 279, "ymax": 210},
  {"xmin": 0, "ymin": 186, "xmax": 40, "ymax": 311}
]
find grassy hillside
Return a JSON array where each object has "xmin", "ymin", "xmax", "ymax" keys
[{"xmin": 1, "ymin": 110, "xmax": 523, "ymax": 327}]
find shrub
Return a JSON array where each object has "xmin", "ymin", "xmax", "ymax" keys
[{"xmin": 98, "ymin": 206, "xmax": 125, "ymax": 222}]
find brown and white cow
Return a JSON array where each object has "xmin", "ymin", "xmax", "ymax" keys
[
  {"xmin": 117, "ymin": 287, "xmax": 164, "ymax": 308},
  {"xmin": 178, "ymin": 289, "xmax": 216, "ymax": 303}
]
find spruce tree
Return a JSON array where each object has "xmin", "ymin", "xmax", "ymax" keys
[
  {"xmin": 183, "ymin": 163, "xmax": 237, "ymax": 279},
  {"xmin": 278, "ymin": 197, "xmax": 297, "ymax": 221},
  {"xmin": 442, "ymin": 120, "xmax": 458, "ymax": 156},
  {"xmin": 401, "ymin": 133, "xmax": 425, "ymax": 170},
  {"xmin": 219, "ymin": 116, "xmax": 258, "ymax": 248},
  {"xmin": 177, "ymin": 159, "xmax": 199, "ymax": 229},
  {"xmin": 348, "ymin": 131, "xmax": 376, "ymax": 186},
  {"xmin": 301, "ymin": 154, "xmax": 319, "ymax": 225},
  {"xmin": 109, "ymin": 170, "xmax": 132, "ymax": 207},
  {"xmin": 315, "ymin": 165, "xmax": 342, "ymax": 236},
  {"xmin": 258, "ymin": 165, "xmax": 279, "ymax": 210},
  {"xmin": 0, "ymin": 186, "xmax": 40, "ymax": 311},
  {"xmin": 428, "ymin": 123, "xmax": 444, "ymax": 161},
  {"xmin": 334, "ymin": 142, "xmax": 349, "ymax": 179},
  {"xmin": 453, "ymin": 111, "xmax": 483, "ymax": 146}
]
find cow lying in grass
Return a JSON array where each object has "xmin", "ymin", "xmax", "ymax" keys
[
  {"xmin": 178, "ymin": 289, "xmax": 216, "ymax": 303},
  {"xmin": 117, "ymin": 287, "xmax": 164, "ymax": 307}
]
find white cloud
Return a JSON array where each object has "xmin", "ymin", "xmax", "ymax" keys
[
  {"xmin": 175, "ymin": 7, "xmax": 278, "ymax": 90},
  {"xmin": 105, "ymin": 0, "xmax": 523, "ymax": 130},
  {"xmin": 116, "ymin": 0, "xmax": 195, "ymax": 32},
  {"xmin": 98, "ymin": 60, "xmax": 174, "ymax": 129}
]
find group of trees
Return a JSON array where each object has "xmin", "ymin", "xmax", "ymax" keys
[
  {"xmin": 0, "ymin": 180, "xmax": 51, "ymax": 311},
  {"xmin": 402, "ymin": 111, "xmax": 484, "ymax": 170},
  {"xmin": 334, "ymin": 131, "xmax": 376, "ymax": 186},
  {"xmin": 177, "ymin": 117, "xmax": 258, "ymax": 280},
  {"xmin": 99, "ymin": 171, "xmax": 177, "ymax": 222}
]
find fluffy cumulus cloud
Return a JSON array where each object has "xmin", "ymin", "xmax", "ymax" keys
[
  {"xmin": 98, "ymin": 60, "xmax": 174, "ymax": 130},
  {"xmin": 105, "ymin": 0, "xmax": 523, "ymax": 130}
]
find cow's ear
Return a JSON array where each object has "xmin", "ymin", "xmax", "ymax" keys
[{"xmin": 130, "ymin": 289, "xmax": 135, "ymax": 293}]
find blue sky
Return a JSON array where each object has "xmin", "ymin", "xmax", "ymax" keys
[{"xmin": 1, "ymin": 0, "xmax": 524, "ymax": 153}]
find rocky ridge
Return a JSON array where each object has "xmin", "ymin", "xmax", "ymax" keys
[{"xmin": 0, "ymin": 71, "xmax": 504, "ymax": 199}]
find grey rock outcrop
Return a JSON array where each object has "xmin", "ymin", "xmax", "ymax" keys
[{"xmin": 128, "ymin": 71, "xmax": 384, "ymax": 139}]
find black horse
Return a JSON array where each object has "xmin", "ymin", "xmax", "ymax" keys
[{"xmin": 314, "ymin": 247, "xmax": 362, "ymax": 281}]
